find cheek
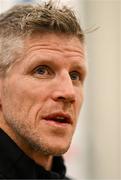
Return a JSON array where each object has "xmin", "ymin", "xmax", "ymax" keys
[
  {"xmin": 1, "ymin": 79, "xmax": 34, "ymax": 118},
  {"xmin": 8, "ymin": 80, "xmax": 50, "ymax": 119},
  {"xmin": 4, "ymin": 76, "xmax": 47, "ymax": 104},
  {"xmin": 75, "ymin": 88, "xmax": 84, "ymax": 115}
]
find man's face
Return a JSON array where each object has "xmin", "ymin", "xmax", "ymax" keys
[{"xmin": 0, "ymin": 33, "xmax": 87, "ymax": 155}]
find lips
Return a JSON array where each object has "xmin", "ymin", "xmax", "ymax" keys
[{"xmin": 42, "ymin": 112, "xmax": 72, "ymax": 125}]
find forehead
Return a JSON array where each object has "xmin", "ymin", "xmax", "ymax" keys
[
  {"xmin": 24, "ymin": 32, "xmax": 85, "ymax": 59},
  {"xmin": 6, "ymin": 33, "xmax": 87, "ymax": 76}
]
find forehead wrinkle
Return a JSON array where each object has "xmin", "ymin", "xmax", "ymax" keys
[{"xmin": 25, "ymin": 43, "xmax": 85, "ymax": 59}]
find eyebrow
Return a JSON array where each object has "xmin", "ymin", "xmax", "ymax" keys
[
  {"xmin": 32, "ymin": 56, "xmax": 87, "ymax": 77},
  {"xmin": 72, "ymin": 62, "xmax": 88, "ymax": 73}
]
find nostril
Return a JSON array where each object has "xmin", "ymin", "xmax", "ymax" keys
[
  {"xmin": 57, "ymin": 95, "xmax": 75, "ymax": 103},
  {"xmin": 58, "ymin": 96, "xmax": 65, "ymax": 100}
]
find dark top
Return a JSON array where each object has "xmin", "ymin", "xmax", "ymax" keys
[{"xmin": 0, "ymin": 128, "xmax": 69, "ymax": 179}]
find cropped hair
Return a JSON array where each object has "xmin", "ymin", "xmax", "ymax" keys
[{"xmin": 0, "ymin": 0, "xmax": 84, "ymax": 75}]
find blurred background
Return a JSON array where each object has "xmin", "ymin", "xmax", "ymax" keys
[{"xmin": 0, "ymin": 0, "xmax": 120, "ymax": 179}]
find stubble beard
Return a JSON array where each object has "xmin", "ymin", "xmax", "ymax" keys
[{"xmin": 3, "ymin": 114, "xmax": 71, "ymax": 156}]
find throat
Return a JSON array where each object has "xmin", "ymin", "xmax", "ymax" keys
[{"xmin": 31, "ymin": 151, "xmax": 53, "ymax": 171}]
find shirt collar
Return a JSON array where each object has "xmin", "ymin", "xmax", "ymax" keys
[{"xmin": 0, "ymin": 128, "xmax": 67, "ymax": 179}]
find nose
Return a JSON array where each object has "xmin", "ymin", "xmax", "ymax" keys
[{"xmin": 52, "ymin": 73, "xmax": 76, "ymax": 104}]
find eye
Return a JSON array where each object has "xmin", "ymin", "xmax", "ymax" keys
[
  {"xmin": 70, "ymin": 71, "xmax": 82, "ymax": 82},
  {"xmin": 33, "ymin": 65, "xmax": 53, "ymax": 78}
]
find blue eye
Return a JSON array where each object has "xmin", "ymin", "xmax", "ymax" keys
[
  {"xmin": 70, "ymin": 71, "xmax": 81, "ymax": 81},
  {"xmin": 35, "ymin": 66, "xmax": 48, "ymax": 75},
  {"xmin": 33, "ymin": 65, "xmax": 53, "ymax": 78}
]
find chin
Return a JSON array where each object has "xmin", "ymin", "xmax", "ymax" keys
[
  {"xmin": 48, "ymin": 145, "xmax": 70, "ymax": 156},
  {"xmin": 44, "ymin": 140, "xmax": 72, "ymax": 156},
  {"xmin": 30, "ymin": 141, "xmax": 71, "ymax": 156}
]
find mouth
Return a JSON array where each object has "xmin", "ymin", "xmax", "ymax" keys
[{"xmin": 42, "ymin": 112, "xmax": 72, "ymax": 126}]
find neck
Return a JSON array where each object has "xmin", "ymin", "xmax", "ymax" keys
[{"xmin": 32, "ymin": 152, "xmax": 53, "ymax": 170}]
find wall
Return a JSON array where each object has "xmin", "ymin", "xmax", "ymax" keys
[
  {"xmin": 83, "ymin": 0, "xmax": 121, "ymax": 179},
  {"xmin": 65, "ymin": 0, "xmax": 121, "ymax": 179}
]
